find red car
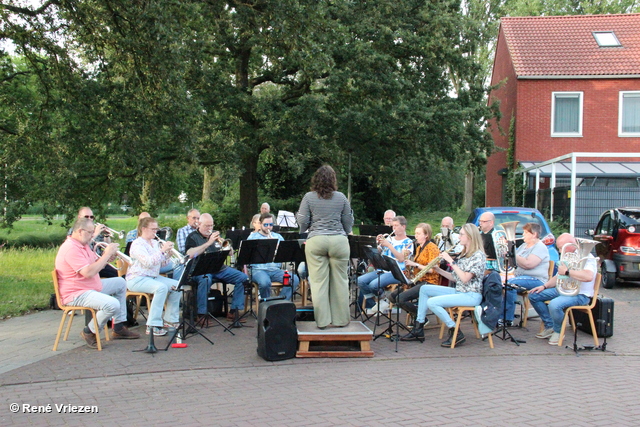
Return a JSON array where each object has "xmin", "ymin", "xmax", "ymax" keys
[{"xmin": 588, "ymin": 207, "xmax": 640, "ymax": 289}]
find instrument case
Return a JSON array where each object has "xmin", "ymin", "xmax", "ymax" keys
[{"xmin": 572, "ymin": 296, "xmax": 614, "ymax": 338}]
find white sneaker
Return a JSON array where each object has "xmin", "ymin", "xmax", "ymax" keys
[
  {"xmin": 536, "ymin": 328, "xmax": 554, "ymax": 339},
  {"xmin": 146, "ymin": 326, "xmax": 167, "ymax": 336},
  {"xmin": 548, "ymin": 332, "xmax": 560, "ymax": 345},
  {"xmin": 366, "ymin": 299, "xmax": 390, "ymax": 315}
]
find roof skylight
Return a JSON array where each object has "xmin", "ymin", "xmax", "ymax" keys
[{"xmin": 593, "ymin": 31, "xmax": 621, "ymax": 47}]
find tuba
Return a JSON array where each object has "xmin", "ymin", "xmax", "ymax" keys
[
  {"xmin": 492, "ymin": 221, "xmax": 519, "ymax": 274},
  {"xmin": 556, "ymin": 238, "xmax": 600, "ymax": 296}
]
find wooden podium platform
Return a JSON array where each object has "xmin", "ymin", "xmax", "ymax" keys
[{"xmin": 296, "ymin": 321, "xmax": 374, "ymax": 358}]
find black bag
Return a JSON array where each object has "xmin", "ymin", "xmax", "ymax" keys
[
  {"xmin": 50, "ymin": 293, "xmax": 61, "ymax": 310},
  {"xmin": 573, "ymin": 297, "xmax": 614, "ymax": 338},
  {"xmin": 125, "ymin": 297, "xmax": 139, "ymax": 327},
  {"xmin": 207, "ymin": 289, "xmax": 224, "ymax": 317}
]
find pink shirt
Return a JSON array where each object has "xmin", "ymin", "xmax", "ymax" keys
[{"xmin": 55, "ymin": 236, "xmax": 102, "ymax": 305}]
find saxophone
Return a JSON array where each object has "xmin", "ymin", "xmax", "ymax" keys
[{"xmin": 411, "ymin": 247, "xmax": 458, "ymax": 284}]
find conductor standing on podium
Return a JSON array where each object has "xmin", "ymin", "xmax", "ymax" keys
[{"xmin": 297, "ymin": 165, "xmax": 354, "ymax": 329}]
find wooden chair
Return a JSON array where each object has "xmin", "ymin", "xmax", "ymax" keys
[
  {"xmin": 52, "ymin": 270, "xmax": 109, "ymax": 351},
  {"xmin": 557, "ymin": 273, "xmax": 602, "ymax": 347},
  {"xmin": 117, "ymin": 259, "xmax": 153, "ymax": 321},
  {"xmin": 439, "ymin": 306, "xmax": 494, "ymax": 349},
  {"xmin": 521, "ymin": 261, "xmax": 555, "ymax": 328}
]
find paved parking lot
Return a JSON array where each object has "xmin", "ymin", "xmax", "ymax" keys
[{"xmin": 1, "ymin": 284, "xmax": 639, "ymax": 426}]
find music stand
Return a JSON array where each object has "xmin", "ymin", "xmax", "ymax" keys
[
  {"xmin": 235, "ymin": 239, "xmax": 278, "ymax": 325},
  {"xmin": 226, "ymin": 229, "xmax": 252, "ymax": 251},
  {"xmin": 348, "ymin": 235, "xmax": 376, "ymax": 319},
  {"xmin": 167, "ymin": 258, "xmax": 217, "ymax": 349},
  {"xmin": 276, "ymin": 210, "xmax": 298, "ymax": 228},
  {"xmin": 361, "ymin": 245, "xmax": 395, "ymax": 336},
  {"xmin": 382, "ymin": 255, "xmax": 413, "ymax": 351},
  {"xmin": 191, "ymin": 250, "xmax": 236, "ymax": 334},
  {"xmin": 359, "ymin": 225, "xmax": 392, "ymax": 237},
  {"xmin": 274, "ymin": 240, "xmax": 306, "ymax": 301},
  {"xmin": 496, "ymin": 241, "xmax": 525, "ymax": 345}
]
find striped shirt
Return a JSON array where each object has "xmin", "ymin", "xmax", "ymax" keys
[{"xmin": 297, "ymin": 191, "xmax": 353, "ymax": 239}]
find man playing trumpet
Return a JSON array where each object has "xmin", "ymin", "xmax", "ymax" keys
[
  {"xmin": 357, "ymin": 216, "xmax": 414, "ymax": 314},
  {"xmin": 528, "ymin": 233, "xmax": 597, "ymax": 345},
  {"xmin": 56, "ymin": 218, "xmax": 140, "ymax": 349},
  {"xmin": 185, "ymin": 213, "xmax": 249, "ymax": 325},
  {"xmin": 247, "ymin": 213, "xmax": 300, "ymax": 301}
]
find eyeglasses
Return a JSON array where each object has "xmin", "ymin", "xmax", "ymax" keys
[
  {"xmin": 81, "ymin": 229, "xmax": 95, "ymax": 234},
  {"xmin": 83, "ymin": 215, "xmax": 95, "ymax": 220},
  {"xmin": 146, "ymin": 227, "xmax": 160, "ymax": 232},
  {"xmin": 263, "ymin": 223, "xmax": 274, "ymax": 227}
]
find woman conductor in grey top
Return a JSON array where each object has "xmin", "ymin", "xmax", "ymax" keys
[{"xmin": 297, "ymin": 165, "xmax": 354, "ymax": 329}]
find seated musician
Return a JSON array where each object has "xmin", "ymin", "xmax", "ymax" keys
[
  {"xmin": 126, "ymin": 217, "xmax": 181, "ymax": 336},
  {"xmin": 389, "ymin": 223, "xmax": 440, "ymax": 321},
  {"xmin": 479, "ymin": 212, "xmax": 499, "ymax": 271},
  {"xmin": 247, "ymin": 213, "xmax": 300, "ymax": 301},
  {"xmin": 69, "ymin": 206, "xmax": 118, "ymax": 278},
  {"xmin": 176, "ymin": 209, "xmax": 200, "ymax": 254},
  {"xmin": 357, "ymin": 216, "xmax": 414, "ymax": 314},
  {"xmin": 502, "ymin": 222, "xmax": 550, "ymax": 326},
  {"xmin": 126, "ymin": 212, "xmax": 151, "ymax": 243},
  {"xmin": 402, "ymin": 223, "xmax": 486, "ymax": 346},
  {"xmin": 251, "ymin": 213, "xmax": 262, "ymax": 232},
  {"xmin": 434, "ymin": 216, "xmax": 463, "ymax": 252},
  {"xmin": 528, "ymin": 233, "xmax": 597, "ymax": 345},
  {"xmin": 56, "ymin": 218, "xmax": 140, "ymax": 348},
  {"xmin": 184, "ymin": 213, "xmax": 249, "ymax": 325}
]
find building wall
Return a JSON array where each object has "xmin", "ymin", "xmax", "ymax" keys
[
  {"xmin": 487, "ymin": 59, "xmax": 640, "ymax": 206},
  {"xmin": 486, "ymin": 27, "xmax": 518, "ymax": 207}
]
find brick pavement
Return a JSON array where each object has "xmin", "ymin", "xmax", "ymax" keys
[{"xmin": 1, "ymin": 286, "xmax": 639, "ymax": 425}]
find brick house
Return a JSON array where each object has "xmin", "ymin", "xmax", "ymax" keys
[{"xmin": 486, "ymin": 14, "xmax": 640, "ymax": 208}]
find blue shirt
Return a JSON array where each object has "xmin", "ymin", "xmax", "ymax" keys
[
  {"xmin": 382, "ymin": 236, "xmax": 414, "ymax": 271},
  {"xmin": 247, "ymin": 231, "xmax": 283, "ymax": 271}
]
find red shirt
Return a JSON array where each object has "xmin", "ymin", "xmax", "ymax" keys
[{"xmin": 55, "ymin": 236, "xmax": 102, "ymax": 305}]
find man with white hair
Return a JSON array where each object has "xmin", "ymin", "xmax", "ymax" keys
[
  {"xmin": 433, "ymin": 216, "xmax": 462, "ymax": 252},
  {"xmin": 176, "ymin": 209, "xmax": 200, "ymax": 254},
  {"xmin": 260, "ymin": 203, "xmax": 270, "ymax": 214},
  {"xmin": 383, "ymin": 210, "xmax": 396, "ymax": 226}
]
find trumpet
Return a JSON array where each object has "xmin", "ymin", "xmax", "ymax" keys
[
  {"xmin": 212, "ymin": 230, "xmax": 233, "ymax": 250},
  {"xmin": 96, "ymin": 223, "xmax": 126, "ymax": 240},
  {"xmin": 377, "ymin": 231, "xmax": 395, "ymax": 250},
  {"xmin": 155, "ymin": 234, "xmax": 189, "ymax": 265},
  {"xmin": 93, "ymin": 241, "xmax": 132, "ymax": 268}
]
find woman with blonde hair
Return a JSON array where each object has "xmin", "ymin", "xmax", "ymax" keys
[{"xmin": 402, "ymin": 223, "xmax": 486, "ymax": 346}]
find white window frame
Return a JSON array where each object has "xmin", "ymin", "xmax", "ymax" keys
[
  {"xmin": 619, "ymin": 91, "xmax": 640, "ymax": 137},
  {"xmin": 551, "ymin": 92, "xmax": 583, "ymax": 137}
]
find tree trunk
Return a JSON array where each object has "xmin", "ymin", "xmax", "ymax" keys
[
  {"xmin": 463, "ymin": 170, "xmax": 474, "ymax": 212},
  {"xmin": 202, "ymin": 166, "xmax": 211, "ymax": 202},
  {"xmin": 239, "ymin": 153, "xmax": 258, "ymax": 227}
]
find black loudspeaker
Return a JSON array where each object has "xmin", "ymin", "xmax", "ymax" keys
[{"xmin": 257, "ymin": 299, "xmax": 298, "ymax": 361}]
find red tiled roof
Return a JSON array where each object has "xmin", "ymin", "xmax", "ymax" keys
[{"xmin": 501, "ymin": 14, "xmax": 640, "ymax": 77}]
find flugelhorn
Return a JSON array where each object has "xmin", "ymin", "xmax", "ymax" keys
[
  {"xmin": 96, "ymin": 223, "xmax": 126, "ymax": 240},
  {"xmin": 155, "ymin": 233, "xmax": 189, "ymax": 265},
  {"xmin": 212, "ymin": 230, "xmax": 233, "ymax": 250},
  {"xmin": 93, "ymin": 241, "xmax": 132, "ymax": 267},
  {"xmin": 556, "ymin": 238, "xmax": 600, "ymax": 297},
  {"xmin": 377, "ymin": 231, "xmax": 395, "ymax": 250}
]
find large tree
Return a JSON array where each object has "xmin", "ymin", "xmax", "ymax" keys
[{"xmin": 1, "ymin": 0, "xmax": 496, "ymax": 226}]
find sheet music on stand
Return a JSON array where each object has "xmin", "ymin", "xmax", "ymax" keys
[{"xmin": 276, "ymin": 210, "xmax": 298, "ymax": 228}]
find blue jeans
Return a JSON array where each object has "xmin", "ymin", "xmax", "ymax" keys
[
  {"xmin": 209, "ymin": 266, "xmax": 248, "ymax": 311},
  {"xmin": 251, "ymin": 269, "xmax": 300, "ymax": 300},
  {"xmin": 504, "ymin": 276, "xmax": 544, "ymax": 322},
  {"xmin": 70, "ymin": 277, "xmax": 127, "ymax": 334},
  {"xmin": 416, "ymin": 285, "xmax": 482, "ymax": 328},
  {"xmin": 127, "ymin": 275, "xmax": 181, "ymax": 327},
  {"xmin": 528, "ymin": 288, "xmax": 590, "ymax": 332}
]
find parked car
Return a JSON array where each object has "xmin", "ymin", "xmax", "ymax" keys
[
  {"xmin": 466, "ymin": 207, "xmax": 560, "ymax": 265},
  {"xmin": 587, "ymin": 207, "xmax": 640, "ymax": 289}
]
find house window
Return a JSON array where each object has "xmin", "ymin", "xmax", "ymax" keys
[
  {"xmin": 619, "ymin": 91, "xmax": 640, "ymax": 136},
  {"xmin": 593, "ymin": 32, "xmax": 621, "ymax": 47},
  {"xmin": 551, "ymin": 92, "xmax": 583, "ymax": 137}
]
